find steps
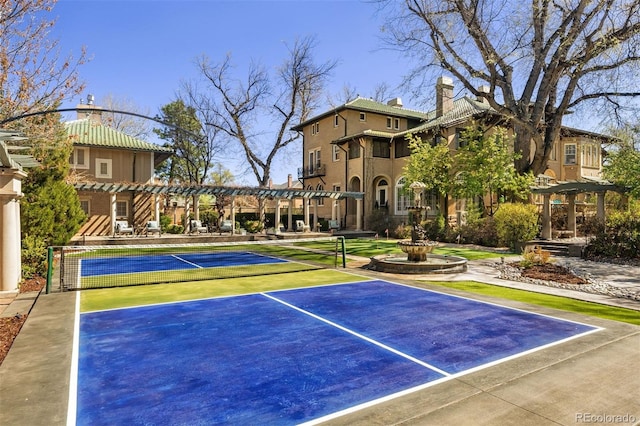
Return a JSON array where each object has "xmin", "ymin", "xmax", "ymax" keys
[{"xmin": 525, "ymin": 240, "xmax": 585, "ymax": 257}]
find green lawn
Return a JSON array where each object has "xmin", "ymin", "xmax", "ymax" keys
[
  {"xmin": 425, "ymin": 281, "xmax": 640, "ymax": 325},
  {"xmin": 328, "ymin": 238, "xmax": 514, "ymax": 260}
]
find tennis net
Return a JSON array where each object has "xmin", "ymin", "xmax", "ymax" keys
[{"xmin": 48, "ymin": 236, "xmax": 346, "ymax": 291}]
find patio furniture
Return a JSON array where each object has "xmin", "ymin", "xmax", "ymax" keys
[
  {"xmin": 114, "ymin": 221, "xmax": 134, "ymax": 237},
  {"xmin": 328, "ymin": 220, "xmax": 340, "ymax": 231},
  {"xmin": 145, "ymin": 220, "xmax": 162, "ymax": 236},
  {"xmin": 190, "ymin": 220, "xmax": 208, "ymax": 234},
  {"xmin": 295, "ymin": 220, "xmax": 310, "ymax": 233},
  {"xmin": 219, "ymin": 219, "xmax": 233, "ymax": 233}
]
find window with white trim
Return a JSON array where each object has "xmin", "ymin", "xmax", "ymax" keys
[
  {"xmin": 316, "ymin": 184, "xmax": 324, "ymax": 206},
  {"xmin": 394, "ymin": 118, "xmax": 400, "ymax": 130},
  {"xmin": 332, "ymin": 144, "xmax": 340, "ymax": 162},
  {"xmin": 334, "ymin": 114, "xmax": 339, "ymax": 127},
  {"xmin": 359, "ymin": 112, "xmax": 366, "ymax": 122},
  {"xmin": 395, "ymin": 177, "xmax": 410, "ymax": 215},
  {"xmin": 96, "ymin": 158, "xmax": 112, "ymax": 179},
  {"xmin": 564, "ymin": 144, "xmax": 576, "ymax": 165},
  {"xmin": 70, "ymin": 147, "xmax": 89, "ymax": 169},
  {"xmin": 386, "ymin": 117, "xmax": 392, "ymax": 129}
]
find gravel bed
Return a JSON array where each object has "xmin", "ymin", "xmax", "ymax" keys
[{"xmin": 495, "ymin": 262, "xmax": 640, "ymax": 302}]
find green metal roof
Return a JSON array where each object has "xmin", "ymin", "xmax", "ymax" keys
[{"xmin": 65, "ymin": 119, "xmax": 173, "ymax": 153}]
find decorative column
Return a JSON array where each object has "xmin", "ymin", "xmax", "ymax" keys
[
  {"xmin": 230, "ymin": 196, "xmax": 236, "ymax": 234},
  {"xmin": 287, "ymin": 199, "xmax": 293, "ymax": 232},
  {"xmin": 0, "ymin": 168, "xmax": 26, "ymax": 291},
  {"xmin": 313, "ymin": 199, "xmax": 318, "ymax": 231},
  {"xmin": 356, "ymin": 198, "xmax": 362, "ymax": 231},
  {"xmin": 541, "ymin": 194, "xmax": 552, "ymax": 239},
  {"xmin": 184, "ymin": 198, "xmax": 191, "ymax": 233},
  {"xmin": 193, "ymin": 195, "xmax": 200, "ymax": 221},
  {"xmin": 567, "ymin": 193, "xmax": 577, "ymax": 237}
]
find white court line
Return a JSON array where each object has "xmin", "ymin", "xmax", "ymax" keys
[
  {"xmin": 261, "ymin": 292, "xmax": 451, "ymax": 377},
  {"xmin": 171, "ymin": 254, "xmax": 203, "ymax": 268},
  {"xmin": 66, "ymin": 291, "xmax": 80, "ymax": 426}
]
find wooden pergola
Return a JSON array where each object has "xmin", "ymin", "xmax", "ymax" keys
[
  {"xmin": 531, "ymin": 178, "xmax": 629, "ymax": 239},
  {"xmin": 74, "ymin": 182, "xmax": 365, "ymax": 234}
]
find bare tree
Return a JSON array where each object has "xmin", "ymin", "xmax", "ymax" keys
[
  {"xmin": 380, "ymin": 0, "xmax": 640, "ymax": 175},
  {"xmin": 0, "ymin": 0, "xmax": 86, "ymax": 128},
  {"xmin": 185, "ymin": 36, "xmax": 337, "ymax": 188},
  {"xmin": 100, "ymin": 94, "xmax": 152, "ymax": 139}
]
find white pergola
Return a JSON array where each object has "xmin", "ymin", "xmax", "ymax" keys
[{"xmin": 73, "ymin": 182, "xmax": 366, "ymax": 234}]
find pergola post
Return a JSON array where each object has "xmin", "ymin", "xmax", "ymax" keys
[
  {"xmin": 596, "ymin": 191, "xmax": 606, "ymax": 225},
  {"xmin": 154, "ymin": 194, "xmax": 160, "ymax": 223},
  {"xmin": 303, "ymin": 197, "xmax": 310, "ymax": 227},
  {"xmin": 567, "ymin": 194, "xmax": 577, "ymax": 237},
  {"xmin": 541, "ymin": 194, "xmax": 552, "ymax": 239},
  {"xmin": 184, "ymin": 197, "xmax": 191, "ymax": 233},
  {"xmin": 356, "ymin": 198, "xmax": 362, "ymax": 231},
  {"xmin": 110, "ymin": 192, "xmax": 117, "ymax": 235},
  {"xmin": 287, "ymin": 199, "xmax": 293, "ymax": 232},
  {"xmin": 230, "ymin": 196, "xmax": 236, "ymax": 234},
  {"xmin": 313, "ymin": 199, "xmax": 318, "ymax": 231},
  {"xmin": 274, "ymin": 198, "xmax": 281, "ymax": 234},
  {"xmin": 193, "ymin": 195, "xmax": 200, "ymax": 221}
]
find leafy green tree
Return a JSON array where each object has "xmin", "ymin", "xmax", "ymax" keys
[
  {"xmin": 154, "ymin": 100, "xmax": 215, "ymax": 185},
  {"xmin": 402, "ymin": 133, "xmax": 452, "ymax": 195},
  {"xmin": 603, "ymin": 125, "xmax": 640, "ymax": 198},
  {"xmin": 452, "ymin": 126, "xmax": 533, "ymax": 215}
]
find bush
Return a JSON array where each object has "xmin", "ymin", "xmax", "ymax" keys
[
  {"xmin": 393, "ymin": 224, "xmax": 411, "ymax": 239},
  {"xmin": 244, "ymin": 220, "xmax": 264, "ymax": 233},
  {"xmin": 493, "ymin": 203, "xmax": 539, "ymax": 251},
  {"xmin": 21, "ymin": 234, "xmax": 48, "ymax": 279},
  {"xmin": 367, "ymin": 209, "xmax": 396, "ymax": 236},
  {"xmin": 458, "ymin": 216, "xmax": 499, "ymax": 247},
  {"xmin": 421, "ymin": 214, "xmax": 446, "ymax": 240},
  {"xmin": 520, "ymin": 246, "xmax": 553, "ymax": 268},
  {"xmin": 584, "ymin": 207, "xmax": 640, "ymax": 260},
  {"xmin": 159, "ymin": 213, "xmax": 172, "ymax": 231},
  {"xmin": 165, "ymin": 224, "xmax": 184, "ymax": 234}
]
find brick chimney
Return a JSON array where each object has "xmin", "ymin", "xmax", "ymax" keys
[
  {"xmin": 287, "ymin": 174, "xmax": 293, "ymax": 188},
  {"xmin": 436, "ymin": 77, "xmax": 454, "ymax": 117},
  {"xmin": 76, "ymin": 94, "xmax": 102, "ymax": 123},
  {"xmin": 476, "ymin": 85, "xmax": 490, "ymax": 104}
]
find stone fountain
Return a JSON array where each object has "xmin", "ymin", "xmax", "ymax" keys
[{"xmin": 368, "ymin": 182, "xmax": 467, "ymax": 274}]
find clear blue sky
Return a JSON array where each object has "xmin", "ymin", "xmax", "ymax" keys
[{"xmin": 52, "ymin": 0, "xmax": 416, "ymax": 185}]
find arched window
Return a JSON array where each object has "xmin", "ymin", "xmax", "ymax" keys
[
  {"xmin": 316, "ymin": 184, "xmax": 324, "ymax": 206},
  {"xmin": 395, "ymin": 177, "xmax": 410, "ymax": 215},
  {"xmin": 376, "ymin": 179, "xmax": 388, "ymax": 208}
]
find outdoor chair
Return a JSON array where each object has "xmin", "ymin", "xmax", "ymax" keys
[
  {"xmin": 219, "ymin": 219, "xmax": 233, "ymax": 233},
  {"xmin": 190, "ymin": 220, "xmax": 208, "ymax": 234},
  {"xmin": 114, "ymin": 220, "xmax": 134, "ymax": 237},
  {"xmin": 295, "ymin": 220, "xmax": 310, "ymax": 233},
  {"xmin": 145, "ymin": 220, "xmax": 162, "ymax": 237},
  {"xmin": 328, "ymin": 220, "xmax": 340, "ymax": 231}
]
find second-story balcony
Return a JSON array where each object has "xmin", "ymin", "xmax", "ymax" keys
[{"xmin": 298, "ymin": 163, "xmax": 326, "ymax": 179}]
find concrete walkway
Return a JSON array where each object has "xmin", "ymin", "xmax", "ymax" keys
[{"xmin": 1, "ymin": 256, "xmax": 639, "ymax": 425}]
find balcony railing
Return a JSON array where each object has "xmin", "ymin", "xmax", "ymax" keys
[{"xmin": 298, "ymin": 163, "xmax": 326, "ymax": 179}]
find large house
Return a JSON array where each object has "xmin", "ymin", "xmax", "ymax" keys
[
  {"xmin": 292, "ymin": 77, "xmax": 610, "ymax": 231},
  {"xmin": 66, "ymin": 100, "xmax": 173, "ymax": 236}
]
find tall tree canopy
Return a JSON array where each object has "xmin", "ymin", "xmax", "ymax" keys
[
  {"xmin": 603, "ymin": 124, "xmax": 640, "ymax": 197},
  {"xmin": 182, "ymin": 36, "xmax": 336, "ymax": 187},
  {"xmin": 380, "ymin": 0, "xmax": 640, "ymax": 176},
  {"xmin": 154, "ymin": 99, "xmax": 219, "ymax": 185}
]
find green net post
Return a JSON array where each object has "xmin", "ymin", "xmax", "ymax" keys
[{"xmin": 46, "ymin": 246, "xmax": 53, "ymax": 294}]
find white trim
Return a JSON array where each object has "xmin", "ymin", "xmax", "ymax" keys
[{"xmin": 95, "ymin": 158, "xmax": 112, "ymax": 179}]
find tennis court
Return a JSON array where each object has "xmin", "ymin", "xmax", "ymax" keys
[{"xmin": 71, "ymin": 254, "xmax": 600, "ymax": 426}]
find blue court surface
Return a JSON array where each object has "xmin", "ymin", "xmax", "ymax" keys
[
  {"xmin": 74, "ymin": 280, "xmax": 599, "ymax": 425},
  {"xmin": 80, "ymin": 251, "xmax": 286, "ymax": 276}
]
